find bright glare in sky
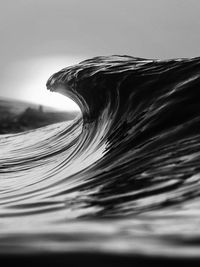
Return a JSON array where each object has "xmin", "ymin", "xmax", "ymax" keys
[
  {"xmin": 4, "ymin": 56, "xmax": 84, "ymax": 111},
  {"xmin": 32, "ymin": 90, "xmax": 77, "ymax": 111}
]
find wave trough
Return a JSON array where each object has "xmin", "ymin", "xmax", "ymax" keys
[{"xmin": 1, "ymin": 55, "xmax": 200, "ymax": 258}]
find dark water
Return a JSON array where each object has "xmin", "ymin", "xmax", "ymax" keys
[{"xmin": 1, "ymin": 55, "xmax": 200, "ymax": 259}]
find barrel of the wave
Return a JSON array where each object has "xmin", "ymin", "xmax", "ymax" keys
[{"xmin": 45, "ymin": 56, "xmax": 122, "ymax": 125}]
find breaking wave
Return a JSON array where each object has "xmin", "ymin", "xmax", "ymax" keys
[{"xmin": 1, "ymin": 55, "xmax": 200, "ymax": 258}]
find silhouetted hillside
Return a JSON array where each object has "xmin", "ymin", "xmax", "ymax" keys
[{"xmin": 0, "ymin": 99, "xmax": 79, "ymax": 134}]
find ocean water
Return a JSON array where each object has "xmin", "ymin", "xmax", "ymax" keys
[{"xmin": 1, "ymin": 55, "xmax": 200, "ymax": 260}]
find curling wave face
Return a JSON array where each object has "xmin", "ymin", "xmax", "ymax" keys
[{"xmin": 1, "ymin": 55, "xmax": 200, "ymax": 257}]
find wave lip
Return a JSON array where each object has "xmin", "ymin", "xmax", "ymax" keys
[{"xmin": 1, "ymin": 55, "xmax": 200, "ymax": 257}]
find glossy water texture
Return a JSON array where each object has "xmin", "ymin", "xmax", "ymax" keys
[{"xmin": 1, "ymin": 55, "xmax": 200, "ymax": 258}]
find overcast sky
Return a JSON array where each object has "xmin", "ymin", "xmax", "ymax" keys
[{"xmin": 1, "ymin": 0, "xmax": 200, "ymax": 109}]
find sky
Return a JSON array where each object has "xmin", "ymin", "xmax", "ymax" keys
[{"xmin": 0, "ymin": 0, "xmax": 200, "ymax": 110}]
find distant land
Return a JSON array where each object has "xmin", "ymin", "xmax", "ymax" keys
[{"xmin": 0, "ymin": 98, "xmax": 80, "ymax": 134}]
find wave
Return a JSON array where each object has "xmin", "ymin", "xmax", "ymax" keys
[{"xmin": 1, "ymin": 55, "xmax": 200, "ymax": 258}]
